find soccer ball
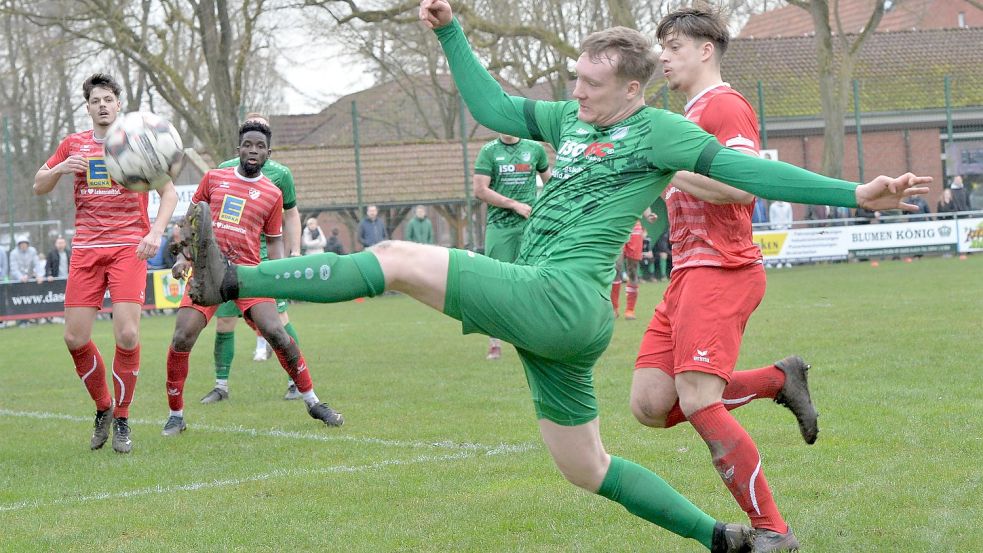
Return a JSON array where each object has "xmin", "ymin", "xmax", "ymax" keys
[{"xmin": 104, "ymin": 111, "xmax": 184, "ymax": 192}]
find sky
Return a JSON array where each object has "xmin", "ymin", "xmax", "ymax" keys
[{"xmin": 277, "ymin": 33, "xmax": 374, "ymax": 115}]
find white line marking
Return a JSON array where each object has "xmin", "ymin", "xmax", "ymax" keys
[
  {"xmin": 0, "ymin": 408, "xmax": 536, "ymax": 453},
  {"xmin": 0, "ymin": 447, "xmax": 529, "ymax": 513}
]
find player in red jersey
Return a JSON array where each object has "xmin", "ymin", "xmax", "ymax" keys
[
  {"xmin": 629, "ymin": 9, "xmax": 817, "ymax": 551},
  {"xmin": 33, "ymin": 73, "xmax": 178, "ymax": 454},
  {"xmin": 611, "ymin": 212, "xmax": 655, "ymax": 320},
  {"xmin": 160, "ymin": 121, "xmax": 343, "ymax": 437}
]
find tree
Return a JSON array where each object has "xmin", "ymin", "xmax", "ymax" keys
[{"xmin": 786, "ymin": 0, "xmax": 886, "ymax": 178}]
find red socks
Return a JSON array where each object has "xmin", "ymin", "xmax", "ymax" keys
[
  {"xmin": 111, "ymin": 345, "xmax": 140, "ymax": 418},
  {"xmin": 625, "ymin": 284, "xmax": 638, "ymax": 312},
  {"xmin": 688, "ymin": 402, "xmax": 788, "ymax": 533},
  {"xmin": 662, "ymin": 364, "xmax": 787, "ymax": 428},
  {"xmin": 166, "ymin": 346, "xmax": 191, "ymax": 412},
  {"xmin": 611, "ymin": 280, "xmax": 622, "ymax": 312},
  {"xmin": 69, "ymin": 341, "xmax": 112, "ymax": 412},
  {"xmin": 273, "ymin": 338, "xmax": 313, "ymax": 393}
]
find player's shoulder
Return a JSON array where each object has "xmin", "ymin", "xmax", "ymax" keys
[
  {"xmin": 264, "ymin": 158, "xmax": 292, "ymax": 173},
  {"xmin": 256, "ymin": 174, "xmax": 283, "ymax": 197},
  {"xmin": 217, "ymin": 157, "xmax": 237, "ymax": 169},
  {"xmin": 704, "ymin": 87, "xmax": 755, "ymax": 113},
  {"xmin": 207, "ymin": 166, "xmax": 237, "ymax": 179},
  {"xmin": 61, "ymin": 129, "xmax": 94, "ymax": 145}
]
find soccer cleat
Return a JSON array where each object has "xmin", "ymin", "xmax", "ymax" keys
[
  {"xmin": 710, "ymin": 522, "xmax": 754, "ymax": 553},
  {"xmin": 486, "ymin": 345, "xmax": 501, "ymax": 360},
  {"xmin": 283, "ymin": 383, "xmax": 302, "ymax": 401},
  {"xmin": 161, "ymin": 415, "xmax": 187, "ymax": 437},
  {"xmin": 774, "ymin": 355, "xmax": 819, "ymax": 444},
  {"xmin": 200, "ymin": 387, "xmax": 229, "ymax": 404},
  {"xmin": 90, "ymin": 406, "xmax": 113, "ymax": 450},
  {"xmin": 186, "ymin": 201, "xmax": 236, "ymax": 306},
  {"xmin": 112, "ymin": 417, "xmax": 132, "ymax": 454},
  {"xmin": 624, "ymin": 309, "xmax": 636, "ymax": 320},
  {"xmin": 753, "ymin": 527, "xmax": 800, "ymax": 552},
  {"xmin": 307, "ymin": 402, "xmax": 344, "ymax": 427}
]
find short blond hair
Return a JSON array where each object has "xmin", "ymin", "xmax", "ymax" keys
[{"xmin": 581, "ymin": 27, "xmax": 659, "ymax": 86}]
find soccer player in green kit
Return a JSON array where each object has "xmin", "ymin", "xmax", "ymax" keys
[
  {"xmin": 473, "ymin": 133, "xmax": 551, "ymax": 360},
  {"xmin": 182, "ymin": 1, "xmax": 930, "ymax": 549},
  {"xmin": 200, "ymin": 112, "xmax": 306, "ymax": 404}
]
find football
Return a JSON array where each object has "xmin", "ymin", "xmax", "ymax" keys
[{"xmin": 103, "ymin": 111, "xmax": 184, "ymax": 192}]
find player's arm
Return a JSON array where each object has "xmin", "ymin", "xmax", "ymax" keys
[
  {"xmin": 283, "ymin": 207, "xmax": 301, "ymax": 257},
  {"xmin": 473, "ymin": 174, "xmax": 531, "ymax": 218},
  {"xmin": 264, "ymin": 195, "xmax": 286, "ymax": 260},
  {"xmin": 538, "ymin": 167, "xmax": 552, "ymax": 183},
  {"xmin": 137, "ymin": 181, "xmax": 179, "ymax": 260},
  {"xmin": 265, "ymin": 235, "xmax": 284, "ymax": 261},
  {"xmin": 34, "ymin": 139, "xmax": 84, "ymax": 196},
  {"xmin": 670, "ymin": 171, "xmax": 754, "ymax": 205}
]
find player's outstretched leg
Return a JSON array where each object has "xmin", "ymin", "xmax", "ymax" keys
[{"xmin": 772, "ymin": 356, "xmax": 818, "ymax": 444}]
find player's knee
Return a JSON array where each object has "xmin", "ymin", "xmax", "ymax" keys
[
  {"xmin": 115, "ymin": 327, "xmax": 139, "ymax": 350},
  {"xmin": 264, "ymin": 327, "xmax": 291, "ymax": 351},
  {"xmin": 63, "ymin": 330, "xmax": 89, "ymax": 351},
  {"xmin": 630, "ymin": 395, "xmax": 669, "ymax": 428},
  {"xmin": 171, "ymin": 326, "xmax": 198, "ymax": 351}
]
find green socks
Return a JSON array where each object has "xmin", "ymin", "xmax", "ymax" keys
[
  {"xmin": 596, "ymin": 456, "xmax": 716, "ymax": 549},
  {"xmin": 237, "ymin": 252, "xmax": 386, "ymax": 303},
  {"xmin": 659, "ymin": 257, "xmax": 668, "ymax": 279},
  {"xmin": 214, "ymin": 331, "xmax": 235, "ymax": 380},
  {"xmin": 283, "ymin": 322, "xmax": 300, "ymax": 345}
]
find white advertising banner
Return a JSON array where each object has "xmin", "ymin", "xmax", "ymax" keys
[
  {"xmin": 148, "ymin": 184, "xmax": 197, "ymax": 221},
  {"xmin": 956, "ymin": 217, "xmax": 983, "ymax": 253},
  {"xmin": 753, "ymin": 219, "xmax": 960, "ymax": 261}
]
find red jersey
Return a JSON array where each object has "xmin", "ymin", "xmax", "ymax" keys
[
  {"xmin": 192, "ymin": 167, "xmax": 283, "ymax": 266},
  {"xmin": 664, "ymin": 85, "xmax": 762, "ymax": 270},
  {"xmin": 46, "ymin": 130, "xmax": 151, "ymax": 248}
]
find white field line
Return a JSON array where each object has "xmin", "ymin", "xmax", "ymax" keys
[
  {"xmin": 0, "ymin": 408, "xmax": 536, "ymax": 453},
  {"xmin": 0, "ymin": 447, "xmax": 529, "ymax": 513}
]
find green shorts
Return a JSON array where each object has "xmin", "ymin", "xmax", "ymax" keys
[
  {"xmin": 216, "ymin": 298, "xmax": 288, "ymax": 318},
  {"xmin": 484, "ymin": 225, "xmax": 524, "ymax": 263},
  {"xmin": 443, "ymin": 249, "xmax": 614, "ymax": 426}
]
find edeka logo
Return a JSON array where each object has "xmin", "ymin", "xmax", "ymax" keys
[
  {"xmin": 753, "ymin": 232, "xmax": 788, "ymax": 257},
  {"xmin": 86, "ymin": 157, "xmax": 112, "ymax": 188},
  {"xmin": 219, "ymin": 195, "xmax": 246, "ymax": 224}
]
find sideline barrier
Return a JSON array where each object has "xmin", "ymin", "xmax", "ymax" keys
[{"xmin": 0, "ymin": 270, "xmax": 187, "ymax": 322}]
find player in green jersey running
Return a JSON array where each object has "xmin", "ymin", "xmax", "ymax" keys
[
  {"xmin": 200, "ymin": 113, "xmax": 307, "ymax": 404},
  {"xmin": 180, "ymin": 2, "xmax": 930, "ymax": 550},
  {"xmin": 473, "ymin": 134, "xmax": 551, "ymax": 360}
]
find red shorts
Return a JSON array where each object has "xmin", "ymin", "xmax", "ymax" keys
[
  {"xmin": 622, "ymin": 232, "xmax": 644, "ymax": 261},
  {"xmin": 634, "ymin": 264, "xmax": 765, "ymax": 381},
  {"xmin": 179, "ymin": 287, "xmax": 273, "ymax": 324},
  {"xmin": 65, "ymin": 245, "xmax": 147, "ymax": 308}
]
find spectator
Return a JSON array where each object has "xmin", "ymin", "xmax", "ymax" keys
[
  {"xmin": 357, "ymin": 205, "xmax": 387, "ymax": 249},
  {"xmin": 937, "ymin": 188, "xmax": 958, "ymax": 219},
  {"xmin": 804, "ymin": 204, "xmax": 829, "ymax": 226},
  {"xmin": 325, "ymin": 228, "xmax": 345, "ymax": 255},
  {"xmin": 0, "ymin": 243, "xmax": 7, "ymax": 281},
  {"xmin": 9, "ymin": 238, "xmax": 43, "ymax": 283},
  {"xmin": 950, "ymin": 175, "xmax": 971, "ymax": 213},
  {"xmin": 652, "ymin": 229, "xmax": 671, "ymax": 282},
  {"xmin": 405, "ymin": 205, "xmax": 434, "ymax": 244},
  {"xmin": 146, "ymin": 226, "xmax": 171, "ymax": 270},
  {"xmin": 46, "ymin": 236, "xmax": 71, "ymax": 280},
  {"xmin": 162, "ymin": 224, "xmax": 183, "ymax": 269},
  {"xmin": 302, "ymin": 217, "xmax": 327, "ymax": 254},
  {"xmin": 769, "ymin": 200, "xmax": 793, "ymax": 230},
  {"xmin": 906, "ymin": 194, "xmax": 930, "ymax": 217},
  {"xmin": 751, "ymin": 197, "xmax": 768, "ymax": 225}
]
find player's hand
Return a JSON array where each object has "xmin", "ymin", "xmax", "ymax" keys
[
  {"xmin": 512, "ymin": 202, "xmax": 532, "ymax": 218},
  {"xmin": 172, "ymin": 260, "xmax": 191, "ymax": 280},
  {"xmin": 136, "ymin": 230, "xmax": 162, "ymax": 260},
  {"xmin": 855, "ymin": 173, "xmax": 932, "ymax": 212},
  {"xmin": 419, "ymin": 0, "xmax": 453, "ymax": 29},
  {"xmin": 644, "ymin": 212, "xmax": 658, "ymax": 223},
  {"xmin": 58, "ymin": 155, "xmax": 88, "ymax": 175}
]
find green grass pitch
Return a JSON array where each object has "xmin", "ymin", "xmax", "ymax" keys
[{"xmin": 0, "ymin": 255, "xmax": 980, "ymax": 552}]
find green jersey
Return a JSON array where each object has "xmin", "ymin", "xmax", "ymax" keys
[
  {"xmin": 436, "ymin": 18, "xmax": 858, "ymax": 291},
  {"xmin": 218, "ymin": 158, "xmax": 297, "ymax": 258},
  {"xmin": 474, "ymin": 138, "xmax": 548, "ymax": 228}
]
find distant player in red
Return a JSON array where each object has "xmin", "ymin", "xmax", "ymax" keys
[
  {"xmin": 33, "ymin": 73, "xmax": 178, "ymax": 454},
  {"xmin": 611, "ymin": 210, "xmax": 656, "ymax": 320},
  {"xmin": 630, "ymin": 9, "xmax": 818, "ymax": 551},
  {"xmin": 161, "ymin": 121, "xmax": 343, "ymax": 437}
]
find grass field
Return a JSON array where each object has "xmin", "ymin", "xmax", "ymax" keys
[{"xmin": 0, "ymin": 255, "xmax": 980, "ymax": 552}]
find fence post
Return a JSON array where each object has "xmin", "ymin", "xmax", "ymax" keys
[
  {"xmin": 3, "ymin": 116, "xmax": 15, "ymax": 248},
  {"xmin": 351, "ymin": 101, "xmax": 363, "ymax": 219},
  {"xmin": 757, "ymin": 81, "xmax": 768, "ymax": 150},
  {"xmin": 853, "ymin": 79, "xmax": 864, "ymax": 183},
  {"xmin": 459, "ymin": 95, "xmax": 473, "ymax": 249},
  {"xmin": 944, "ymin": 75, "xmax": 954, "ymax": 176}
]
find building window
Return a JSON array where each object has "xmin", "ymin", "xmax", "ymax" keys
[{"xmin": 958, "ymin": 12, "xmax": 966, "ymax": 28}]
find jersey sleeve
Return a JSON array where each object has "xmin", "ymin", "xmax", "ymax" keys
[
  {"xmin": 191, "ymin": 172, "xmax": 211, "ymax": 204},
  {"xmin": 474, "ymin": 143, "xmax": 494, "ymax": 176},
  {"xmin": 534, "ymin": 142, "xmax": 550, "ymax": 172},
  {"xmin": 436, "ymin": 18, "xmax": 557, "ymax": 142},
  {"xmin": 278, "ymin": 166, "xmax": 297, "ymax": 210},
  {"xmin": 701, "ymin": 94, "xmax": 759, "ymax": 155},
  {"xmin": 264, "ymin": 194, "xmax": 284, "ymax": 237},
  {"xmin": 45, "ymin": 136, "xmax": 72, "ymax": 169}
]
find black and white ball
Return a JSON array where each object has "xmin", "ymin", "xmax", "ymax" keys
[{"xmin": 104, "ymin": 111, "xmax": 184, "ymax": 192}]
